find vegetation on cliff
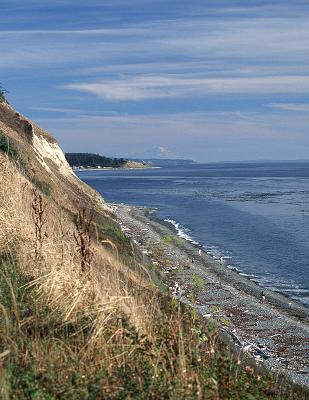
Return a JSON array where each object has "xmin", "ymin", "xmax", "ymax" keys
[
  {"xmin": 0, "ymin": 130, "xmax": 23, "ymax": 166},
  {"xmin": 0, "ymin": 84, "xmax": 8, "ymax": 103}
]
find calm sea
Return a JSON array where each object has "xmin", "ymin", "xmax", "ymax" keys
[{"xmin": 77, "ymin": 161, "xmax": 309, "ymax": 307}]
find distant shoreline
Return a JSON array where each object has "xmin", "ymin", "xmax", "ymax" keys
[{"xmin": 73, "ymin": 165, "xmax": 154, "ymax": 172}]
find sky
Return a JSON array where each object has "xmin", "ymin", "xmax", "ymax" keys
[{"xmin": 1, "ymin": 0, "xmax": 309, "ymax": 161}]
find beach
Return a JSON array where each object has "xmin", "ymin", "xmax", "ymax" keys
[{"xmin": 113, "ymin": 203, "xmax": 309, "ymax": 388}]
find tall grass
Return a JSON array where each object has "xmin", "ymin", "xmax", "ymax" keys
[
  {"xmin": 0, "ymin": 131, "xmax": 25, "ymax": 169},
  {"xmin": 0, "ymin": 85, "xmax": 8, "ymax": 103},
  {"xmin": 0, "ymin": 155, "xmax": 305, "ymax": 399},
  {"xmin": 0, "ymin": 256, "xmax": 288, "ymax": 399}
]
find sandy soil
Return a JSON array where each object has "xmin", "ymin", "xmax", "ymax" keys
[{"xmin": 113, "ymin": 203, "xmax": 309, "ymax": 389}]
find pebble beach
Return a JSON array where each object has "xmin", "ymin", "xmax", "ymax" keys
[{"xmin": 113, "ymin": 203, "xmax": 309, "ymax": 389}]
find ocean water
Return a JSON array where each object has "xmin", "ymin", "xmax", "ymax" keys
[{"xmin": 77, "ymin": 161, "xmax": 309, "ymax": 307}]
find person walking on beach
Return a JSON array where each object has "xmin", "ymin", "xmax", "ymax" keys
[
  {"xmin": 198, "ymin": 249, "xmax": 202, "ymax": 256},
  {"xmin": 173, "ymin": 282, "xmax": 180, "ymax": 298},
  {"xmin": 191, "ymin": 256, "xmax": 195, "ymax": 264},
  {"xmin": 260, "ymin": 290, "xmax": 266, "ymax": 304}
]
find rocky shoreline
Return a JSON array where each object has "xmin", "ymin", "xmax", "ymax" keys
[{"xmin": 113, "ymin": 203, "xmax": 309, "ymax": 389}]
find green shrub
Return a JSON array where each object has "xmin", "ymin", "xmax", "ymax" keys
[
  {"xmin": 0, "ymin": 84, "xmax": 8, "ymax": 103},
  {"xmin": 192, "ymin": 274, "xmax": 205, "ymax": 289},
  {"xmin": 163, "ymin": 234, "xmax": 184, "ymax": 246},
  {"xmin": 0, "ymin": 131, "xmax": 50, "ymax": 196},
  {"xmin": 31, "ymin": 178, "xmax": 51, "ymax": 196},
  {"xmin": 100, "ymin": 221, "xmax": 131, "ymax": 249},
  {"xmin": 0, "ymin": 131, "xmax": 25, "ymax": 169}
]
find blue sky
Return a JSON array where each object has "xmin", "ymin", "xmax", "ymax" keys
[{"xmin": 1, "ymin": 0, "xmax": 309, "ymax": 161}]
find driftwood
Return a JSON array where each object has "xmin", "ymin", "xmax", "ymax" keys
[{"xmin": 219, "ymin": 327, "xmax": 271, "ymax": 360}]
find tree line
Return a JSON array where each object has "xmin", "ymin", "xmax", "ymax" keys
[{"xmin": 65, "ymin": 153, "xmax": 127, "ymax": 168}]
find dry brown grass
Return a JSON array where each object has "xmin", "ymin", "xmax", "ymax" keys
[{"xmin": 0, "ymin": 154, "xmax": 162, "ymax": 347}]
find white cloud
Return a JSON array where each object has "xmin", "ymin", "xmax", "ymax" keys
[
  {"xmin": 78, "ymin": 62, "xmax": 309, "ymax": 77},
  {"xmin": 63, "ymin": 75, "xmax": 309, "ymax": 101},
  {"xmin": 30, "ymin": 106, "xmax": 82, "ymax": 113},
  {"xmin": 164, "ymin": 18, "xmax": 309, "ymax": 61},
  {"xmin": 267, "ymin": 103, "xmax": 309, "ymax": 112},
  {"xmin": 0, "ymin": 28, "xmax": 143, "ymax": 36},
  {"xmin": 1, "ymin": 15, "xmax": 309, "ymax": 72}
]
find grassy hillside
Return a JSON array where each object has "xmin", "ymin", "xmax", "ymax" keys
[{"xmin": 0, "ymin": 102, "xmax": 305, "ymax": 399}]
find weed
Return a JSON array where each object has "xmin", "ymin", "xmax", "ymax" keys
[
  {"xmin": 0, "ymin": 84, "xmax": 8, "ymax": 103},
  {"xmin": 99, "ymin": 221, "xmax": 132, "ymax": 261},
  {"xmin": 73, "ymin": 208, "xmax": 94, "ymax": 275},
  {"xmin": 210, "ymin": 305, "xmax": 221, "ymax": 314},
  {"xmin": 31, "ymin": 178, "xmax": 51, "ymax": 196},
  {"xmin": 31, "ymin": 189, "xmax": 46, "ymax": 258},
  {"xmin": 192, "ymin": 274, "xmax": 205, "ymax": 289},
  {"xmin": 219, "ymin": 317, "xmax": 231, "ymax": 327},
  {"xmin": 100, "ymin": 222, "xmax": 130, "ymax": 245},
  {"xmin": 0, "ymin": 131, "xmax": 25, "ymax": 169},
  {"xmin": 163, "ymin": 234, "xmax": 184, "ymax": 246}
]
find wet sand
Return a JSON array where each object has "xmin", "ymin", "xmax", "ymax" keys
[{"xmin": 113, "ymin": 203, "xmax": 309, "ymax": 389}]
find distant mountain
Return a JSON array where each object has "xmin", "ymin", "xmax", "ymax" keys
[
  {"xmin": 132, "ymin": 158, "xmax": 195, "ymax": 167},
  {"xmin": 128, "ymin": 145, "xmax": 183, "ymax": 160}
]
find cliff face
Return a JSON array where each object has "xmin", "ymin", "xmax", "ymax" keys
[{"xmin": 0, "ymin": 102, "xmax": 108, "ymax": 213}]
